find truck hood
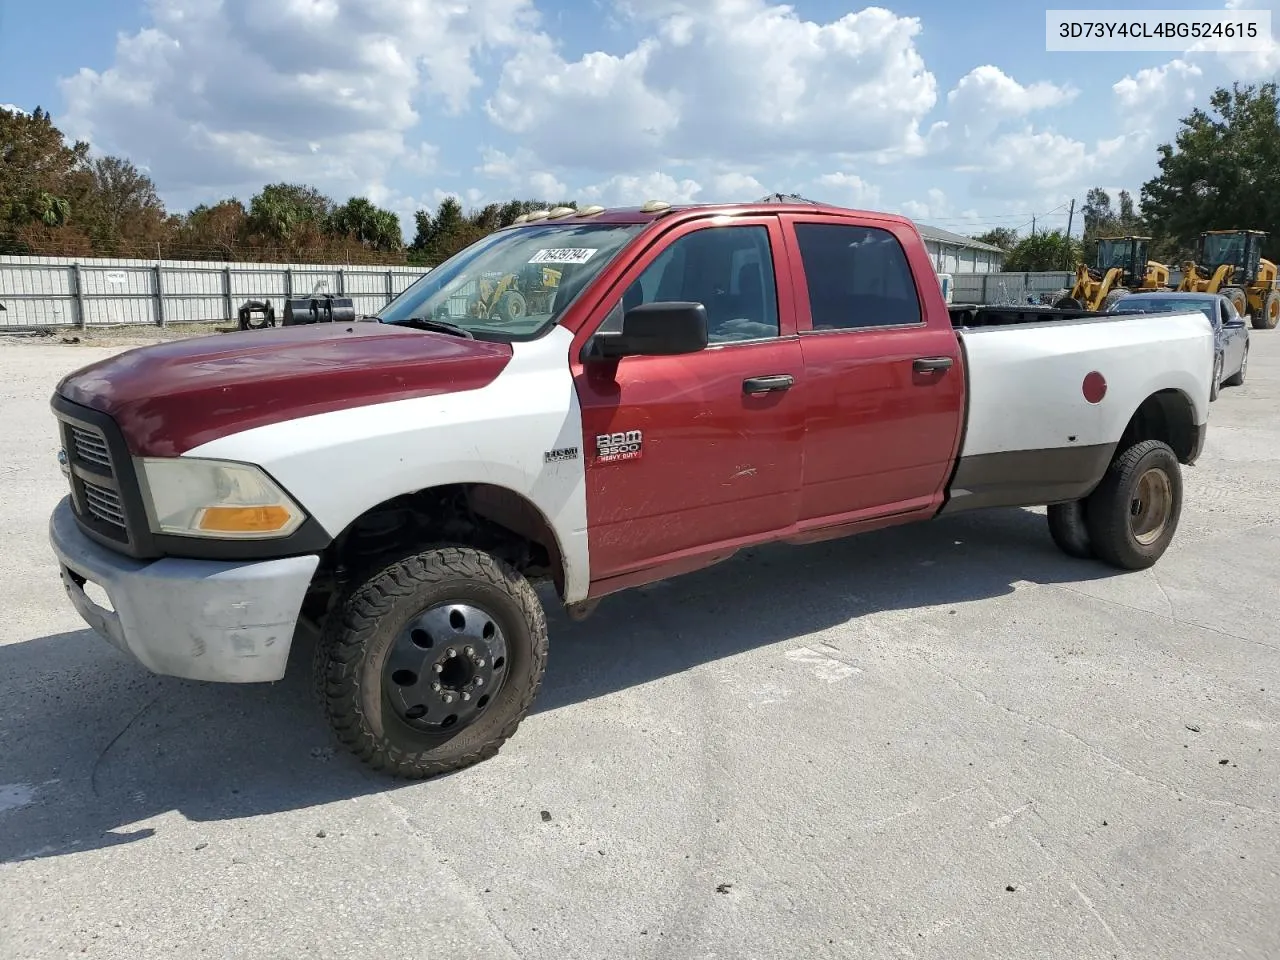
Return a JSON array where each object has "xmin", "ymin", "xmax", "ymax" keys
[{"xmin": 56, "ymin": 323, "xmax": 514, "ymax": 456}]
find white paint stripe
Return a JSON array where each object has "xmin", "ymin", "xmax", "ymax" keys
[{"xmin": 188, "ymin": 325, "xmax": 592, "ymax": 602}]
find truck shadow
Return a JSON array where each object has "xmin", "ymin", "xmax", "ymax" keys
[{"xmin": 0, "ymin": 507, "xmax": 1114, "ymax": 864}]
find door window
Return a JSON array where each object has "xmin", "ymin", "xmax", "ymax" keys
[
  {"xmin": 599, "ymin": 225, "xmax": 780, "ymax": 343},
  {"xmin": 793, "ymin": 223, "xmax": 923, "ymax": 330}
]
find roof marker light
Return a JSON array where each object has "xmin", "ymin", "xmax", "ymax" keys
[
  {"xmin": 640, "ymin": 199, "xmax": 671, "ymax": 213},
  {"xmin": 512, "ymin": 213, "xmax": 530, "ymax": 224},
  {"xmin": 547, "ymin": 206, "xmax": 577, "ymax": 218},
  {"xmin": 525, "ymin": 209, "xmax": 551, "ymax": 221},
  {"xmin": 578, "ymin": 205, "xmax": 606, "ymax": 216}
]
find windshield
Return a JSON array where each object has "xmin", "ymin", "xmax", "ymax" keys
[
  {"xmin": 1111, "ymin": 297, "xmax": 1216, "ymax": 323},
  {"xmin": 379, "ymin": 222, "xmax": 645, "ymax": 341},
  {"xmin": 1202, "ymin": 233, "xmax": 1245, "ymax": 268},
  {"xmin": 1096, "ymin": 240, "xmax": 1130, "ymax": 270}
]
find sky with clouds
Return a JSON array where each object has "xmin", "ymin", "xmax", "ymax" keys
[{"xmin": 1, "ymin": 0, "xmax": 1277, "ymax": 239}]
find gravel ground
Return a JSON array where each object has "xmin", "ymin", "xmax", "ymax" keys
[{"xmin": 1, "ymin": 331, "xmax": 1277, "ymax": 960}]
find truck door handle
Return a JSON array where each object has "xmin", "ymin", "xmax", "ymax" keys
[
  {"xmin": 743, "ymin": 375, "xmax": 794, "ymax": 394},
  {"xmin": 913, "ymin": 357, "xmax": 954, "ymax": 374}
]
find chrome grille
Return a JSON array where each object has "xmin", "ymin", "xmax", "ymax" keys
[
  {"xmin": 82, "ymin": 480, "xmax": 127, "ymax": 530},
  {"xmin": 71, "ymin": 426, "xmax": 112, "ymax": 473}
]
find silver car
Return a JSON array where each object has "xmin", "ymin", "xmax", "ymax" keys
[{"xmin": 1108, "ymin": 291, "xmax": 1250, "ymax": 401}]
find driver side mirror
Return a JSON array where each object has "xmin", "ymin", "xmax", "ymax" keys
[{"xmin": 584, "ymin": 301, "xmax": 709, "ymax": 361}]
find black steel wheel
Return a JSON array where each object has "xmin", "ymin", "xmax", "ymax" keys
[
  {"xmin": 315, "ymin": 546, "xmax": 548, "ymax": 779},
  {"xmin": 382, "ymin": 602, "xmax": 509, "ymax": 734}
]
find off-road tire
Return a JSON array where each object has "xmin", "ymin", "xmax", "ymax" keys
[
  {"xmin": 1210, "ymin": 354, "xmax": 1221, "ymax": 401},
  {"xmin": 1047, "ymin": 500, "xmax": 1093, "ymax": 559},
  {"xmin": 1054, "ymin": 296, "xmax": 1083, "ymax": 310},
  {"xmin": 493, "ymin": 290, "xmax": 527, "ymax": 323},
  {"xmin": 1220, "ymin": 286, "xmax": 1249, "ymax": 318},
  {"xmin": 1223, "ymin": 346, "xmax": 1247, "ymax": 387},
  {"xmin": 1084, "ymin": 440, "xmax": 1182, "ymax": 571},
  {"xmin": 314, "ymin": 546, "xmax": 548, "ymax": 779},
  {"xmin": 1255, "ymin": 290, "xmax": 1280, "ymax": 330}
]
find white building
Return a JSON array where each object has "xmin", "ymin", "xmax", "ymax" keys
[
  {"xmin": 754, "ymin": 195, "xmax": 1007, "ymax": 274},
  {"xmin": 916, "ymin": 224, "xmax": 1006, "ymax": 274}
]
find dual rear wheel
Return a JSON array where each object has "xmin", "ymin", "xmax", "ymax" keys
[{"xmin": 1047, "ymin": 440, "xmax": 1182, "ymax": 570}]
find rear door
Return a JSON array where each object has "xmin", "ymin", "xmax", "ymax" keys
[
  {"xmin": 572, "ymin": 216, "xmax": 805, "ymax": 585},
  {"xmin": 779, "ymin": 216, "xmax": 966, "ymax": 524}
]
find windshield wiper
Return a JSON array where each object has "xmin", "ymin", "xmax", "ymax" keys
[{"xmin": 387, "ymin": 316, "xmax": 475, "ymax": 339}]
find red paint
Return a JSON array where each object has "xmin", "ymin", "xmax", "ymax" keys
[
  {"xmin": 572, "ymin": 216, "xmax": 806, "ymax": 583},
  {"xmin": 568, "ymin": 208, "xmax": 966, "ymax": 594},
  {"xmin": 57, "ymin": 323, "xmax": 512, "ymax": 456},
  {"xmin": 778, "ymin": 213, "xmax": 966, "ymax": 520},
  {"xmin": 1082, "ymin": 371, "xmax": 1107, "ymax": 404}
]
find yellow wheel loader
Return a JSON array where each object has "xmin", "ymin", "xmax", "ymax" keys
[
  {"xmin": 1054, "ymin": 236, "xmax": 1171, "ymax": 311},
  {"xmin": 468, "ymin": 266, "xmax": 564, "ymax": 323},
  {"xmin": 1177, "ymin": 229, "xmax": 1279, "ymax": 330}
]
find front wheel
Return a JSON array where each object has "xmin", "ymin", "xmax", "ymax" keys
[
  {"xmin": 314, "ymin": 546, "xmax": 548, "ymax": 779},
  {"xmin": 1084, "ymin": 440, "xmax": 1183, "ymax": 570},
  {"xmin": 1255, "ymin": 290, "xmax": 1280, "ymax": 330},
  {"xmin": 1220, "ymin": 286, "xmax": 1249, "ymax": 318}
]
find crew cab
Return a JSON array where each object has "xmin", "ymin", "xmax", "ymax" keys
[{"xmin": 47, "ymin": 201, "xmax": 1214, "ymax": 778}]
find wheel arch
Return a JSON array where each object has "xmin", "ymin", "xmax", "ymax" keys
[
  {"xmin": 1117, "ymin": 388, "xmax": 1200, "ymax": 466},
  {"xmin": 315, "ymin": 482, "xmax": 571, "ymax": 602}
]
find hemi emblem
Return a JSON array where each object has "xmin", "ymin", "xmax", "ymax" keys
[
  {"xmin": 544, "ymin": 447, "xmax": 579, "ymax": 463},
  {"xmin": 594, "ymin": 430, "xmax": 643, "ymax": 464}
]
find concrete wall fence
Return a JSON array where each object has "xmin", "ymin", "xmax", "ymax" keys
[{"xmin": 0, "ymin": 255, "xmax": 429, "ymax": 330}]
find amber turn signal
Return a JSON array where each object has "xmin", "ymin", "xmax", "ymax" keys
[{"xmin": 197, "ymin": 505, "xmax": 295, "ymax": 534}]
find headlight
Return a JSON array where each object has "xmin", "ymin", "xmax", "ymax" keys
[{"xmin": 136, "ymin": 457, "xmax": 306, "ymax": 539}]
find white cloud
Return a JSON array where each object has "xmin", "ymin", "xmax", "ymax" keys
[
  {"xmin": 705, "ymin": 172, "xmax": 766, "ymax": 200},
  {"xmin": 1, "ymin": 103, "xmax": 29, "ymax": 115},
  {"xmin": 579, "ymin": 172, "xmax": 703, "ymax": 206},
  {"xmin": 815, "ymin": 172, "xmax": 882, "ymax": 207},
  {"xmin": 1113, "ymin": 60, "xmax": 1203, "ymax": 113},
  {"xmin": 57, "ymin": 0, "xmax": 540, "ymax": 207},
  {"xmin": 900, "ymin": 188, "xmax": 950, "ymax": 220},
  {"xmin": 948, "ymin": 66, "xmax": 1077, "ymax": 118},
  {"xmin": 476, "ymin": 147, "xmax": 569, "ymax": 200},
  {"xmin": 486, "ymin": 0, "xmax": 937, "ymax": 172}
]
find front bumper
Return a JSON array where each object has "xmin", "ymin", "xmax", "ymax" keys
[{"xmin": 49, "ymin": 497, "xmax": 320, "ymax": 683}]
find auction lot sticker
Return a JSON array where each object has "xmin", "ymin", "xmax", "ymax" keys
[{"xmin": 529, "ymin": 248, "xmax": 598, "ymax": 264}]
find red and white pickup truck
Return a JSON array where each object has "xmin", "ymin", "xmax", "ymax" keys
[{"xmin": 48, "ymin": 200, "xmax": 1214, "ymax": 778}]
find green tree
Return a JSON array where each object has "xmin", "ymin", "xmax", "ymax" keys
[
  {"xmin": 1004, "ymin": 230, "xmax": 1079, "ymax": 271},
  {"xmin": 74, "ymin": 155, "xmax": 170, "ymax": 254},
  {"xmin": 247, "ymin": 183, "xmax": 335, "ymax": 245},
  {"xmin": 1141, "ymin": 82, "xmax": 1280, "ymax": 262},
  {"xmin": 0, "ymin": 105, "xmax": 89, "ymax": 252},
  {"xmin": 331, "ymin": 196, "xmax": 402, "ymax": 253},
  {"xmin": 971, "ymin": 227, "xmax": 1017, "ymax": 250}
]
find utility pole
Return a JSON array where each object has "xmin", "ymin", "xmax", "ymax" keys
[
  {"xmin": 1065, "ymin": 199, "xmax": 1076, "ymax": 239},
  {"xmin": 1032, "ymin": 215, "xmax": 1037, "ymax": 238}
]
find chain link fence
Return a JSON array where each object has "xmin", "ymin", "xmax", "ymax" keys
[{"xmin": 951, "ymin": 272, "xmax": 1074, "ymax": 306}]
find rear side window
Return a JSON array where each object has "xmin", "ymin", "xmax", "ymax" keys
[{"xmin": 793, "ymin": 223, "xmax": 923, "ymax": 330}]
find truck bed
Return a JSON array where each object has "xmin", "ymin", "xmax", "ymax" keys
[
  {"xmin": 948, "ymin": 303, "xmax": 1110, "ymax": 328},
  {"xmin": 944, "ymin": 306, "xmax": 1213, "ymax": 513}
]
